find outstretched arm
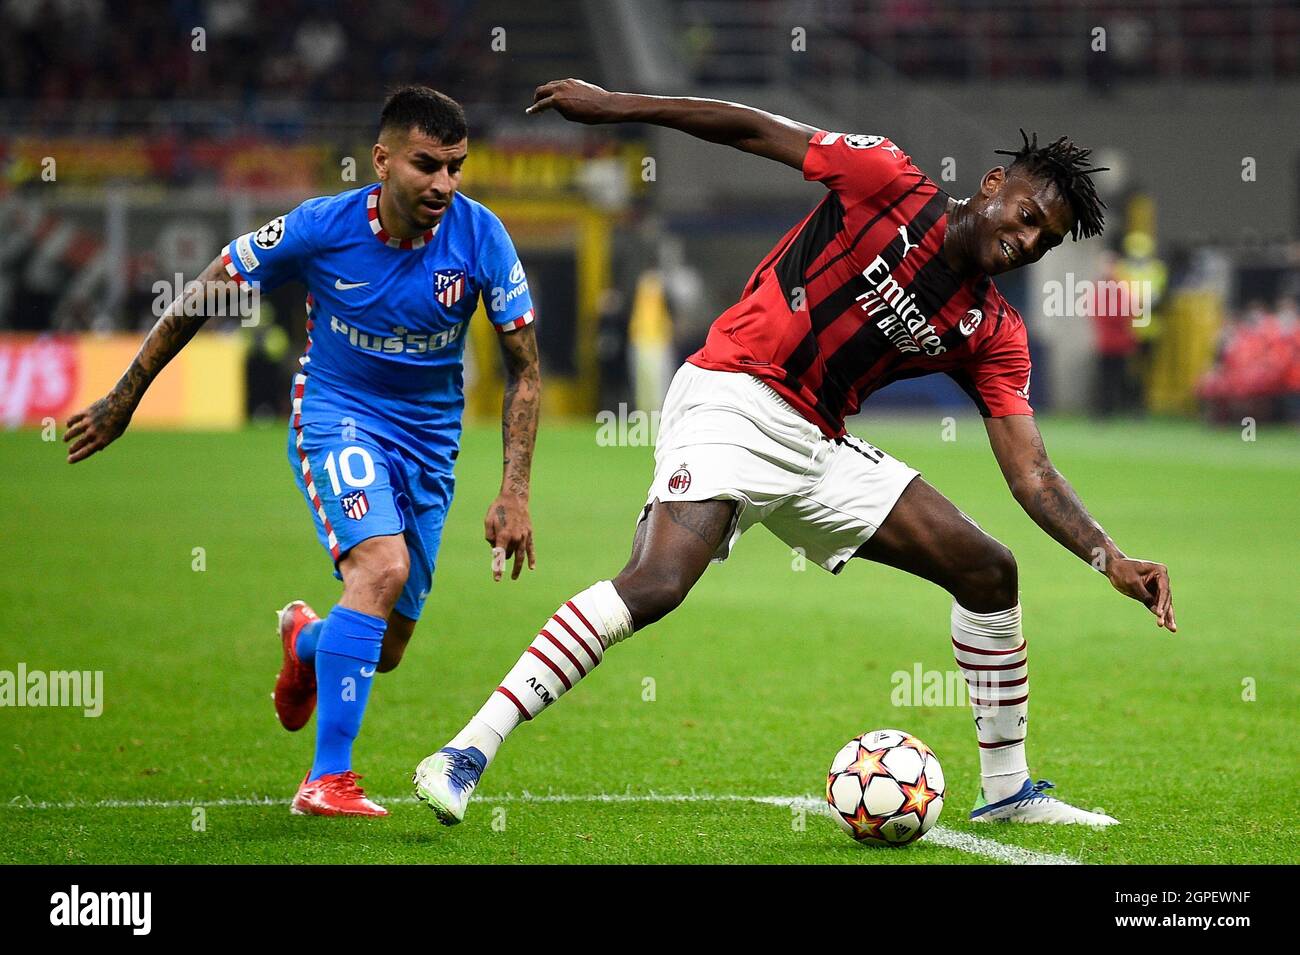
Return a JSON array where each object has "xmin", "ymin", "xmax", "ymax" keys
[
  {"xmin": 985, "ymin": 414, "xmax": 1177, "ymax": 632},
  {"xmin": 64, "ymin": 253, "xmax": 234, "ymax": 463},
  {"xmin": 526, "ymin": 78, "xmax": 817, "ymax": 170},
  {"xmin": 484, "ymin": 324, "xmax": 541, "ymax": 581}
]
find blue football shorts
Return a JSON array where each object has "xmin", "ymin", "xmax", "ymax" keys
[{"xmin": 286, "ymin": 385, "xmax": 454, "ymax": 622}]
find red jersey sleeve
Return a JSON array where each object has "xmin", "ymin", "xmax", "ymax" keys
[
  {"xmin": 960, "ymin": 306, "xmax": 1035, "ymax": 417},
  {"xmin": 802, "ymin": 130, "xmax": 916, "ymax": 205}
]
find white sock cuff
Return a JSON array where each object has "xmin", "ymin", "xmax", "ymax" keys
[
  {"xmin": 586, "ymin": 580, "xmax": 633, "ymax": 647},
  {"xmin": 952, "ymin": 600, "xmax": 1022, "ymax": 639},
  {"xmin": 981, "ymin": 741, "xmax": 1029, "ymax": 778}
]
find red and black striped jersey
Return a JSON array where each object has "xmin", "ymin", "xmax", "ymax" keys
[{"xmin": 688, "ymin": 130, "xmax": 1033, "ymax": 438}]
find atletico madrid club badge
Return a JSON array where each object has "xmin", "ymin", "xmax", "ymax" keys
[
  {"xmin": 341, "ymin": 490, "xmax": 370, "ymax": 520},
  {"xmin": 433, "ymin": 269, "xmax": 466, "ymax": 307}
]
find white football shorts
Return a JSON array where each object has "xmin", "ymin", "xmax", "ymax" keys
[{"xmin": 640, "ymin": 362, "xmax": 920, "ymax": 573}]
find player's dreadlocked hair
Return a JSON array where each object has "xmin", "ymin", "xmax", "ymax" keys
[{"xmin": 994, "ymin": 129, "xmax": 1108, "ymax": 240}]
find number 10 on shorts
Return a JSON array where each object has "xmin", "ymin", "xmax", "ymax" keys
[{"xmin": 323, "ymin": 446, "xmax": 376, "ymax": 494}]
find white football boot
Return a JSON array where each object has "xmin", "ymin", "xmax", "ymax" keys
[
  {"xmin": 970, "ymin": 778, "xmax": 1119, "ymax": 826},
  {"xmin": 413, "ymin": 746, "xmax": 487, "ymax": 825}
]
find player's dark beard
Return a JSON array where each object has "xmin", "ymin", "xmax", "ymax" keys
[{"xmin": 391, "ymin": 182, "xmax": 437, "ymax": 233}]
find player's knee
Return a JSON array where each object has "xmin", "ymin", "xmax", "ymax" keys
[
  {"xmin": 369, "ymin": 561, "xmax": 410, "ymax": 605},
  {"xmin": 612, "ymin": 568, "xmax": 688, "ymax": 630},
  {"xmin": 956, "ymin": 541, "xmax": 1018, "ymax": 611},
  {"xmin": 344, "ymin": 550, "xmax": 410, "ymax": 614}
]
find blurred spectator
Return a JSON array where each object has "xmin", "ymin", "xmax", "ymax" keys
[
  {"xmin": 1090, "ymin": 251, "xmax": 1140, "ymax": 417},
  {"xmin": 688, "ymin": 0, "xmax": 1299, "ymax": 88},
  {"xmin": 1115, "ymin": 230, "xmax": 1167, "ymax": 410},
  {"xmin": 1198, "ymin": 298, "xmax": 1300, "ymax": 424},
  {"xmin": 0, "ymin": 0, "xmax": 505, "ymax": 130},
  {"xmin": 5, "ymin": 0, "xmax": 1296, "ymax": 127}
]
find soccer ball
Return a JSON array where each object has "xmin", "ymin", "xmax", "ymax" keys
[{"xmin": 826, "ymin": 728, "xmax": 945, "ymax": 845}]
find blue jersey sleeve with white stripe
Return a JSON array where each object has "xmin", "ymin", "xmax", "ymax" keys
[
  {"xmin": 223, "ymin": 203, "xmax": 318, "ymax": 291},
  {"xmin": 477, "ymin": 212, "xmax": 535, "ymax": 331}
]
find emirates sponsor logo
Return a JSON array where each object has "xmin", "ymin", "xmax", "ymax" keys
[{"xmin": 856, "ymin": 254, "xmax": 947, "ymax": 357}]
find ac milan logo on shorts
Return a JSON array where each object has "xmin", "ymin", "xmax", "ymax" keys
[
  {"xmin": 341, "ymin": 490, "xmax": 369, "ymax": 520},
  {"xmin": 434, "ymin": 269, "xmax": 466, "ymax": 307},
  {"xmin": 667, "ymin": 466, "xmax": 692, "ymax": 494}
]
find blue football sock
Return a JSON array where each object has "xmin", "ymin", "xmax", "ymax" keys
[
  {"xmin": 309, "ymin": 606, "xmax": 386, "ymax": 781},
  {"xmin": 295, "ymin": 619, "xmax": 323, "ymax": 664}
]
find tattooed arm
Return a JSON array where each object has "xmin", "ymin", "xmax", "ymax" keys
[
  {"xmin": 483, "ymin": 324, "xmax": 541, "ymax": 581},
  {"xmin": 64, "ymin": 254, "xmax": 235, "ymax": 464},
  {"xmin": 985, "ymin": 414, "xmax": 1176, "ymax": 632}
]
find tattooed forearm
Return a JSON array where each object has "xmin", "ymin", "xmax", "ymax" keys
[
  {"xmin": 498, "ymin": 325, "xmax": 541, "ymax": 498},
  {"xmin": 64, "ymin": 252, "xmax": 241, "ymax": 463},
  {"xmin": 115, "ymin": 254, "xmax": 232, "ymax": 408},
  {"xmin": 1027, "ymin": 478, "xmax": 1111, "ymax": 561},
  {"xmin": 1016, "ymin": 430, "xmax": 1121, "ymax": 565}
]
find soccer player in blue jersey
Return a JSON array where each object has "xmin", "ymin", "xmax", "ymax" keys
[{"xmin": 63, "ymin": 87, "xmax": 542, "ymax": 816}]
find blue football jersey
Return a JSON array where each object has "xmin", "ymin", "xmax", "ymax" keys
[{"xmin": 222, "ymin": 183, "xmax": 534, "ymax": 453}]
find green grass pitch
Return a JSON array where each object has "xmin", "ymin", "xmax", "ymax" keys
[{"xmin": 2, "ymin": 414, "xmax": 1297, "ymax": 863}]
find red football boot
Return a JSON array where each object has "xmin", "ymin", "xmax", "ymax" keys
[
  {"xmin": 290, "ymin": 771, "xmax": 388, "ymax": 817},
  {"xmin": 273, "ymin": 600, "xmax": 319, "ymax": 731}
]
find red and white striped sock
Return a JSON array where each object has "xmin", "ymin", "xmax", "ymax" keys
[
  {"xmin": 449, "ymin": 580, "xmax": 633, "ymax": 766},
  {"xmin": 951, "ymin": 600, "xmax": 1030, "ymax": 802}
]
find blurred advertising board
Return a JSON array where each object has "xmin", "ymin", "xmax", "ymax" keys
[{"xmin": 0, "ymin": 332, "xmax": 246, "ymax": 429}]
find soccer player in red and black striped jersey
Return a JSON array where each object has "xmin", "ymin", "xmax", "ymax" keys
[{"xmin": 414, "ymin": 79, "xmax": 1177, "ymax": 829}]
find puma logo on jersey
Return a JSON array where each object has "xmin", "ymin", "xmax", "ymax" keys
[
  {"xmin": 335, "ymin": 278, "xmax": 369, "ymax": 290},
  {"xmin": 897, "ymin": 225, "xmax": 919, "ymax": 260}
]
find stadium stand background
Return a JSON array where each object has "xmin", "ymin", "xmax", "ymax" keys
[{"xmin": 1, "ymin": 0, "xmax": 1296, "ymax": 425}]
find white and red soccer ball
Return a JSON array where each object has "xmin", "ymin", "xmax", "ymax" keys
[{"xmin": 826, "ymin": 729, "xmax": 945, "ymax": 846}]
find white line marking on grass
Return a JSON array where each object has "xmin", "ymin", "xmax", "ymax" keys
[{"xmin": 4, "ymin": 791, "xmax": 1079, "ymax": 865}]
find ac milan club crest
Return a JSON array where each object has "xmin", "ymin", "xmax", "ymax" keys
[
  {"xmin": 667, "ymin": 465, "xmax": 692, "ymax": 494},
  {"xmin": 433, "ymin": 269, "xmax": 466, "ymax": 307},
  {"xmin": 341, "ymin": 490, "xmax": 370, "ymax": 520}
]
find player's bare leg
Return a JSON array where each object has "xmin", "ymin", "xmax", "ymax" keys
[
  {"xmin": 854, "ymin": 478, "xmax": 1117, "ymax": 826},
  {"xmin": 379, "ymin": 610, "xmax": 417, "ymax": 673},
  {"xmin": 415, "ymin": 499, "xmax": 736, "ymax": 824},
  {"xmin": 291, "ymin": 534, "xmax": 409, "ymax": 817}
]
